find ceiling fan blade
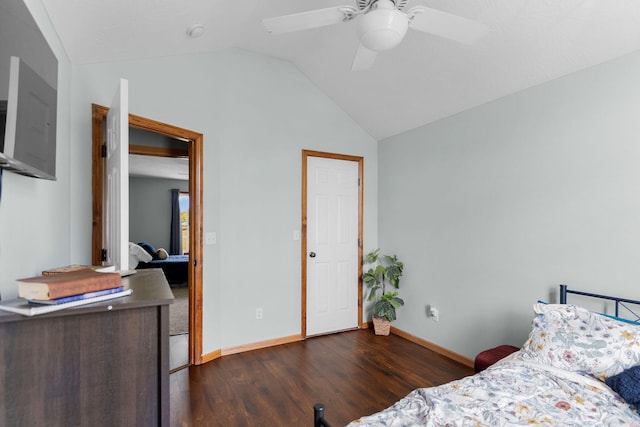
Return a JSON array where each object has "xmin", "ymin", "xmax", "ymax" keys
[
  {"xmin": 351, "ymin": 44, "xmax": 378, "ymax": 71},
  {"xmin": 263, "ymin": 6, "xmax": 356, "ymax": 34},
  {"xmin": 407, "ymin": 7, "xmax": 489, "ymax": 44}
]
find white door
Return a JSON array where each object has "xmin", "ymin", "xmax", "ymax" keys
[
  {"xmin": 306, "ymin": 156, "xmax": 359, "ymax": 336},
  {"xmin": 105, "ymin": 79, "xmax": 129, "ymax": 271}
]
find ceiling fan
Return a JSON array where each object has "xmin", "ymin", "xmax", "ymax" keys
[{"xmin": 262, "ymin": 0, "xmax": 488, "ymax": 71}]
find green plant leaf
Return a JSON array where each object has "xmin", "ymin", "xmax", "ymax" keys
[
  {"xmin": 367, "ymin": 286, "xmax": 380, "ymax": 301},
  {"xmin": 363, "ymin": 250, "xmax": 404, "ymax": 322},
  {"xmin": 362, "ymin": 270, "xmax": 377, "ymax": 286},
  {"xmin": 364, "ymin": 249, "xmax": 379, "ymax": 265}
]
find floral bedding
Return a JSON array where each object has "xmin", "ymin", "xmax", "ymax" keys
[{"xmin": 347, "ymin": 304, "xmax": 640, "ymax": 426}]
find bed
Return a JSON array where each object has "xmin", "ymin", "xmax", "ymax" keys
[
  {"xmin": 314, "ymin": 285, "xmax": 640, "ymax": 426},
  {"xmin": 136, "ymin": 255, "xmax": 189, "ymax": 285},
  {"xmin": 132, "ymin": 242, "xmax": 189, "ymax": 285}
]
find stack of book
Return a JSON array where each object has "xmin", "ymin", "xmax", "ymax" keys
[{"xmin": 0, "ymin": 267, "xmax": 132, "ymax": 316}]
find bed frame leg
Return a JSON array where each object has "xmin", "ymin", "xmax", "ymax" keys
[{"xmin": 314, "ymin": 403, "xmax": 331, "ymax": 427}]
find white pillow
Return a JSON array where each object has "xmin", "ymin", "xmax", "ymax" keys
[
  {"xmin": 128, "ymin": 242, "xmax": 153, "ymax": 268},
  {"xmin": 156, "ymin": 248, "xmax": 168, "ymax": 260},
  {"xmin": 520, "ymin": 304, "xmax": 640, "ymax": 381}
]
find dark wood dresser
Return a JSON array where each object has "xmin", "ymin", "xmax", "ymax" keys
[{"xmin": 0, "ymin": 269, "xmax": 173, "ymax": 426}]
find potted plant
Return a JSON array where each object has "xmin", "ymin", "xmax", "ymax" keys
[{"xmin": 363, "ymin": 249, "xmax": 404, "ymax": 336}]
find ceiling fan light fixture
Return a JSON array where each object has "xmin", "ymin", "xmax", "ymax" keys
[{"xmin": 357, "ymin": 0, "xmax": 408, "ymax": 51}]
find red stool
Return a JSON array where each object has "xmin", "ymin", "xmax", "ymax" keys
[{"xmin": 474, "ymin": 345, "xmax": 519, "ymax": 373}]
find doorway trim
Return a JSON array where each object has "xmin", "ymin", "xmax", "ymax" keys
[
  {"xmin": 92, "ymin": 104, "xmax": 204, "ymax": 365},
  {"xmin": 301, "ymin": 149, "xmax": 364, "ymax": 338}
]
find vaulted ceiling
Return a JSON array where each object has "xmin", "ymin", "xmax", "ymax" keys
[{"xmin": 41, "ymin": 0, "xmax": 640, "ymax": 140}]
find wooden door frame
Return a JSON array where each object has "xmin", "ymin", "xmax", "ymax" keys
[
  {"xmin": 301, "ymin": 149, "xmax": 364, "ymax": 338},
  {"xmin": 92, "ymin": 104, "xmax": 204, "ymax": 365}
]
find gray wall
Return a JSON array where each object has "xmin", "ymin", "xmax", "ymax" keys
[
  {"xmin": 129, "ymin": 176, "xmax": 188, "ymax": 251},
  {"xmin": 380, "ymin": 50, "xmax": 640, "ymax": 359},
  {"xmin": 70, "ymin": 49, "xmax": 379, "ymax": 354},
  {"xmin": 6, "ymin": 0, "xmax": 640, "ymax": 364},
  {"xmin": 130, "ymin": 127, "xmax": 183, "ymax": 149},
  {"xmin": 0, "ymin": 2, "xmax": 379, "ymax": 357},
  {"xmin": 0, "ymin": 0, "xmax": 71, "ymax": 295}
]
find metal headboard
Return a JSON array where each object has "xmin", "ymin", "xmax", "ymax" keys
[{"xmin": 559, "ymin": 284, "xmax": 640, "ymax": 322}]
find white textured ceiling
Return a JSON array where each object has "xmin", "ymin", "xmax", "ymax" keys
[
  {"xmin": 41, "ymin": 0, "xmax": 640, "ymax": 140},
  {"xmin": 129, "ymin": 154, "xmax": 189, "ymax": 181}
]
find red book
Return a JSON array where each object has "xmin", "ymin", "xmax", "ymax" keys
[{"xmin": 18, "ymin": 268, "xmax": 122, "ymax": 300}]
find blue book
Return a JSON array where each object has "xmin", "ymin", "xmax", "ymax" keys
[
  {"xmin": 28, "ymin": 286, "xmax": 125, "ymax": 305},
  {"xmin": 0, "ymin": 289, "xmax": 133, "ymax": 317}
]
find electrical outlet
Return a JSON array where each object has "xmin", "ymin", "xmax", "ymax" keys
[
  {"xmin": 429, "ymin": 306, "xmax": 440, "ymax": 322},
  {"xmin": 205, "ymin": 232, "xmax": 216, "ymax": 245},
  {"xmin": 256, "ymin": 307, "xmax": 263, "ymax": 320}
]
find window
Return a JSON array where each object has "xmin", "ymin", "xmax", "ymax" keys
[{"xmin": 179, "ymin": 192, "xmax": 189, "ymax": 254}]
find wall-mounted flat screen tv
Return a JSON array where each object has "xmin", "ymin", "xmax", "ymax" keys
[{"xmin": 0, "ymin": 56, "xmax": 57, "ymax": 180}]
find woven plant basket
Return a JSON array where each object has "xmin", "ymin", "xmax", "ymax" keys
[{"xmin": 373, "ymin": 316, "xmax": 391, "ymax": 336}]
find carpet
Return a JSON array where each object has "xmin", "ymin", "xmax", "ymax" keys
[{"xmin": 170, "ymin": 287, "xmax": 189, "ymax": 336}]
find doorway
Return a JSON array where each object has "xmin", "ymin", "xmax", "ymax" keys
[
  {"xmin": 301, "ymin": 150, "xmax": 364, "ymax": 337},
  {"xmin": 91, "ymin": 104, "xmax": 204, "ymax": 366},
  {"xmin": 129, "ymin": 134, "xmax": 189, "ymax": 370}
]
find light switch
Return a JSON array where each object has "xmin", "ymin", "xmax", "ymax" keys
[
  {"xmin": 205, "ymin": 232, "xmax": 216, "ymax": 245},
  {"xmin": 293, "ymin": 230, "xmax": 300, "ymax": 241}
]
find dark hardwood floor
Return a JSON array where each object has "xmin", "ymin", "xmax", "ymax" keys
[{"xmin": 170, "ymin": 329, "xmax": 473, "ymax": 426}]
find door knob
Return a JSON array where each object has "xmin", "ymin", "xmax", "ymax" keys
[{"xmin": 309, "ymin": 252, "xmax": 316, "ymax": 258}]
